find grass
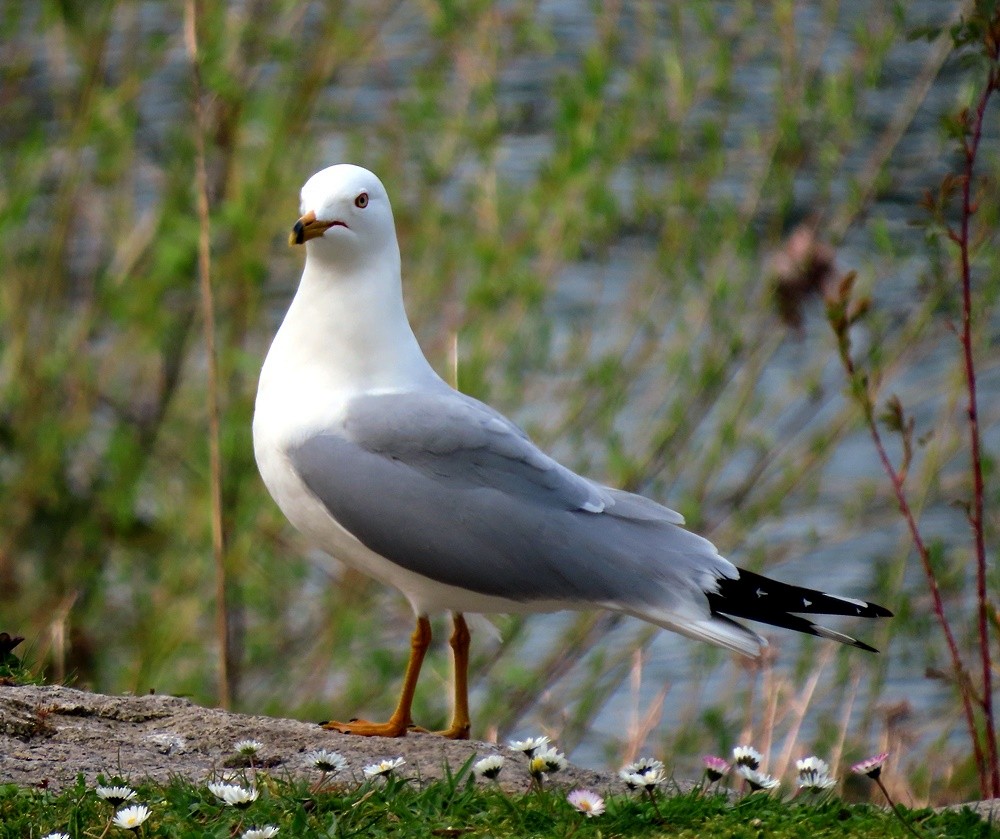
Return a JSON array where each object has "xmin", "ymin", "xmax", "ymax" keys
[{"xmin": 2, "ymin": 767, "xmax": 995, "ymax": 839}]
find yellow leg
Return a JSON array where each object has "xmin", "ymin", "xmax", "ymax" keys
[
  {"xmin": 322, "ymin": 615, "xmax": 431, "ymax": 737},
  {"xmin": 436, "ymin": 613, "xmax": 471, "ymax": 740}
]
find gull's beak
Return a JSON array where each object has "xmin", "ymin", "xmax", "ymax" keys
[{"xmin": 289, "ymin": 210, "xmax": 338, "ymax": 246}]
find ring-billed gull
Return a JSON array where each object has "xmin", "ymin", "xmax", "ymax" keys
[{"xmin": 253, "ymin": 164, "xmax": 891, "ymax": 739}]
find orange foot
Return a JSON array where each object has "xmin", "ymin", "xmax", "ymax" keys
[
  {"xmin": 435, "ymin": 723, "xmax": 470, "ymax": 740},
  {"xmin": 320, "ymin": 717, "xmax": 409, "ymax": 737}
]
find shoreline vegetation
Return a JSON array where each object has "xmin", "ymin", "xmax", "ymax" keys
[{"xmin": 1, "ymin": 0, "xmax": 998, "ymax": 807}]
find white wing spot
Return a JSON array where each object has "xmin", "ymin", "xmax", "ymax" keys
[
  {"xmin": 803, "ymin": 598, "xmax": 812, "ymax": 607},
  {"xmin": 755, "ymin": 588, "xmax": 767, "ymax": 598},
  {"xmin": 828, "ymin": 593, "xmax": 868, "ymax": 609}
]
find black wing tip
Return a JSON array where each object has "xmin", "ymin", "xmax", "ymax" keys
[
  {"xmin": 706, "ymin": 567, "xmax": 892, "ymax": 652},
  {"xmin": 825, "ymin": 598, "xmax": 894, "ymax": 620},
  {"xmin": 720, "ymin": 568, "xmax": 894, "ymax": 619}
]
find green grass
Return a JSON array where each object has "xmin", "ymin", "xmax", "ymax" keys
[{"xmin": 2, "ymin": 768, "xmax": 995, "ymax": 839}]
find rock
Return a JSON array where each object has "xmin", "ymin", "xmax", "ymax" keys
[{"xmin": 0, "ymin": 684, "xmax": 614, "ymax": 793}]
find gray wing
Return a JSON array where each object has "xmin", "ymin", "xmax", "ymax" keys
[{"xmin": 289, "ymin": 389, "xmax": 733, "ymax": 607}]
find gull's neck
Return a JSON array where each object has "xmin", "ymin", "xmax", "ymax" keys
[{"xmin": 261, "ymin": 246, "xmax": 443, "ymax": 409}]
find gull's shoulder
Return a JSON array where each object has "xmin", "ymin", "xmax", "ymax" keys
[
  {"xmin": 325, "ymin": 385, "xmax": 611, "ymax": 515},
  {"xmin": 339, "ymin": 386, "xmax": 684, "ymax": 526}
]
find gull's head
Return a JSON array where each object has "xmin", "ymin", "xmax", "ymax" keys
[{"xmin": 290, "ymin": 164, "xmax": 396, "ymax": 267}]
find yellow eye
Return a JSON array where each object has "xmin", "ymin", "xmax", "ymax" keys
[{"xmin": 355, "ymin": 192, "xmax": 369, "ymax": 208}]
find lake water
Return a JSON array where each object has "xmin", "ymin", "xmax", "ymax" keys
[
  {"xmin": 14, "ymin": 0, "xmax": 996, "ymax": 778},
  {"xmin": 293, "ymin": 1, "xmax": 1000, "ymax": 774}
]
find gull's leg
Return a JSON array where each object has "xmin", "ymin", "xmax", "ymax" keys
[
  {"xmin": 436, "ymin": 612, "xmax": 471, "ymax": 740},
  {"xmin": 322, "ymin": 615, "xmax": 431, "ymax": 737}
]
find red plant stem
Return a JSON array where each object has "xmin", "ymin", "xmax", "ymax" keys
[
  {"xmin": 955, "ymin": 64, "xmax": 1000, "ymax": 798},
  {"xmin": 837, "ymin": 346, "xmax": 987, "ymax": 795}
]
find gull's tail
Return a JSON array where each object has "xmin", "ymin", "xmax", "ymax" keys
[{"xmin": 705, "ymin": 568, "xmax": 893, "ymax": 653}]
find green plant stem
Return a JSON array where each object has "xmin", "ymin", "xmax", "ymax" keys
[
  {"xmin": 644, "ymin": 788, "xmax": 664, "ymax": 822},
  {"xmin": 184, "ymin": 0, "xmax": 231, "ymax": 710},
  {"xmin": 873, "ymin": 776, "xmax": 925, "ymax": 839}
]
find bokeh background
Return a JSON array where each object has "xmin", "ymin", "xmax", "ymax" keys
[{"xmin": 1, "ymin": 0, "xmax": 997, "ymax": 804}]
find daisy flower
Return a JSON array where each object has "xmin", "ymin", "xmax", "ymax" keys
[
  {"xmin": 620, "ymin": 766, "xmax": 665, "ymax": 791},
  {"xmin": 97, "ymin": 785, "xmax": 137, "ymax": 807},
  {"xmin": 41, "ymin": 834, "xmax": 71, "ymax": 839},
  {"xmin": 208, "ymin": 781, "xmax": 259, "ymax": 808},
  {"xmin": 737, "ymin": 765, "xmax": 779, "ymax": 792},
  {"xmin": 567, "ymin": 789, "xmax": 605, "ymax": 818},
  {"xmin": 799, "ymin": 770, "xmax": 837, "ymax": 793},
  {"xmin": 473, "ymin": 755, "xmax": 505, "ymax": 780},
  {"xmin": 620, "ymin": 770, "xmax": 645, "ymax": 789},
  {"xmin": 363, "ymin": 756, "xmax": 406, "ymax": 779},
  {"xmin": 621, "ymin": 756, "xmax": 664, "ymax": 777},
  {"xmin": 849, "ymin": 751, "xmax": 921, "ymax": 837},
  {"xmin": 508, "ymin": 735, "xmax": 550, "ymax": 758},
  {"xmin": 534, "ymin": 746, "xmax": 567, "ymax": 773},
  {"xmin": 702, "ymin": 755, "xmax": 730, "ymax": 782},
  {"xmin": 797, "ymin": 756, "xmax": 836, "ymax": 792},
  {"xmin": 732, "ymin": 745, "xmax": 763, "ymax": 771},
  {"xmin": 234, "ymin": 739, "xmax": 264, "ymax": 756},
  {"xmin": 242, "ymin": 828, "xmax": 279, "ymax": 839},
  {"xmin": 113, "ymin": 804, "xmax": 151, "ymax": 831},
  {"xmin": 851, "ymin": 751, "xmax": 889, "ymax": 780},
  {"xmin": 796, "ymin": 755, "xmax": 830, "ymax": 776},
  {"xmin": 306, "ymin": 749, "xmax": 347, "ymax": 774},
  {"xmin": 528, "ymin": 754, "xmax": 549, "ymax": 780}
]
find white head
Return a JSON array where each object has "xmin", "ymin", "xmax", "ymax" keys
[{"xmin": 290, "ymin": 164, "xmax": 398, "ymax": 272}]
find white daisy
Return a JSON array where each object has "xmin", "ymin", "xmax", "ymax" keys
[
  {"xmin": 208, "ymin": 781, "xmax": 259, "ymax": 808},
  {"xmin": 620, "ymin": 766, "xmax": 665, "ymax": 791},
  {"xmin": 473, "ymin": 755, "xmax": 505, "ymax": 780},
  {"xmin": 620, "ymin": 770, "xmax": 646, "ymax": 789},
  {"xmin": 796, "ymin": 755, "xmax": 830, "ymax": 776},
  {"xmin": 534, "ymin": 746, "xmax": 567, "ymax": 773},
  {"xmin": 567, "ymin": 789, "xmax": 605, "ymax": 817},
  {"xmin": 796, "ymin": 755, "xmax": 836, "ymax": 792},
  {"xmin": 732, "ymin": 745, "xmax": 763, "ymax": 771},
  {"xmin": 241, "ymin": 828, "xmax": 280, "ymax": 839},
  {"xmin": 363, "ymin": 756, "xmax": 405, "ymax": 779},
  {"xmin": 41, "ymin": 834, "xmax": 71, "ymax": 839},
  {"xmin": 112, "ymin": 804, "xmax": 151, "ymax": 830},
  {"xmin": 737, "ymin": 765, "xmax": 779, "ymax": 792},
  {"xmin": 799, "ymin": 770, "xmax": 837, "ymax": 792},
  {"xmin": 96, "ymin": 785, "xmax": 137, "ymax": 807},
  {"xmin": 621, "ymin": 756, "xmax": 664, "ymax": 777},
  {"xmin": 234, "ymin": 739, "xmax": 264, "ymax": 756},
  {"xmin": 508, "ymin": 735, "xmax": 550, "ymax": 757},
  {"xmin": 306, "ymin": 749, "xmax": 347, "ymax": 774}
]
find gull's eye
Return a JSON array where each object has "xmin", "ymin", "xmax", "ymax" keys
[{"xmin": 355, "ymin": 192, "xmax": 369, "ymax": 208}]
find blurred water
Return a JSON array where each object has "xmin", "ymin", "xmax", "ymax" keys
[
  {"xmin": 363, "ymin": 1, "xmax": 996, "ymax": 769},
  {"xmin": 31, "ymin": 0, "xmax": 989, "ymax": 772}
]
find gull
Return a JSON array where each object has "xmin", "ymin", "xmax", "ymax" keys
[{"xmin": 253, "ymin": 164, "xmax": 892, "ymax": 739}]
